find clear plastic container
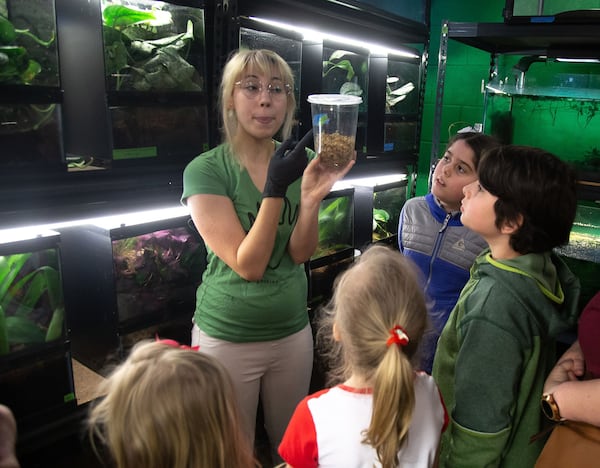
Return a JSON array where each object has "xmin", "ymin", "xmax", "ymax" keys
[{"xmin": 308, "ymin": 94, "xmax": 362, "ymax": 168}]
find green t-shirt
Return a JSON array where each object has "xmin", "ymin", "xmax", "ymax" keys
[{"xmin": 182, "ymin": 143, "xmax": 314, "ymax": 342}]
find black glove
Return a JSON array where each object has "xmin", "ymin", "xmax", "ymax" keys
[{"xmin": 262, "ymin": 129, "xmax": 313, "ymax": 198}]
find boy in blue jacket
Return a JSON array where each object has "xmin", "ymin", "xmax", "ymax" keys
[
  {"xmin": 433, "ymin": 145, "xmax": 581, "ymax": 467},
  {"xmin": 399, "ymin": 131, "xmax": 499, "ymax": 372}
]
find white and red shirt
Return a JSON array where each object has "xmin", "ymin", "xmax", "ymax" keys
[{"xmin": 279, "ymin": 372, "xmax": 448, "ymax": 468}]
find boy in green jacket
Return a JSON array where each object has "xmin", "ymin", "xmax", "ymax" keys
[{"xmin": 432, "ymin": 145, "xmax": 581, "ymax": 467}]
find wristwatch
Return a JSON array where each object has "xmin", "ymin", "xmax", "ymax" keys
[{"xmin": 541, "ymin": 393, "xmax": 563, "ymax": 421}]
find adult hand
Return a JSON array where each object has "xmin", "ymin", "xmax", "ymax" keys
[
  {"xmin": 263, "ymin": 130, "xmax": 313, "ymax": 198},
  {"xmin": 544, "ymin": 340, "xmax": 585, "ymax": 394},
  {"xmin": 300, "ymin": 152, "xmax": 355, "ymax": 207}
]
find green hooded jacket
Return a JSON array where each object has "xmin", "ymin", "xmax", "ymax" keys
[{"xmin": 433, "ymin": 249, "xmax": 580, "ymax": 468}]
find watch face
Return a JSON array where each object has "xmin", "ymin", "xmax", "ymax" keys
[
  {"xmin": 541, "ymin": 399, "xmax": 555, "ymax": 420},
  {"xmin": 541, "ymin": 394, "xmax": 561, "ymax": 421}
]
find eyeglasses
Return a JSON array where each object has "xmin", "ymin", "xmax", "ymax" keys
[{"xmin": 234, "ymin": 78, "xmax": 291, "ymax": 100}]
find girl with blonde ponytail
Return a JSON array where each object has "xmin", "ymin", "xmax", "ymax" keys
[{"xmin": 279, "ymin": 244, "xmax": 447, "ymax": 467}]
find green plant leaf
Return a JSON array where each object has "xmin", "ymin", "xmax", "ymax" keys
[
  {"xmin": 373, "ymin": 208, "xmax": 390, "ymax": 222},
  {"xmin": 0, "ymin": 16, "xmax": 16, "ymax": 45},
  {"xmin": 45, "ymin": 306, "xmax": 64, "ymax": 342},
  {"xmin": 340, "ymin": 81, "xmax": 362, "ymax": 96},
  {"xmin": 102, "ymin": 5, "xmax": 157, "ymax": 30},
  {"xmin": 6, "ymin": 315, "xmax": 45, "ymax": 344},
  {"xmin": 0, "ymin": 253, "xmax": 31, "ymax": 311},
  {"xmin": 13, "ymin": 266, "xmax": 55, "ymax": 315}
]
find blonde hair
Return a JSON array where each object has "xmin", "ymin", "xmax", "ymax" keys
[
  {"xmin": 87, "ymin": 341, "xmax": 257, "ymax": 468},
  {"xmin": 317, "ymin": 244, "xmax": 428, "ymax": 468},
  {"xmin": 219, "ymin": 48, "xmax": 296, "ymax": 158}
]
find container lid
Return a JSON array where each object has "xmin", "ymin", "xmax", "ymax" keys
[{"xmin": 307, "ymin": 94, "xmax": 363, "ymax": 105}]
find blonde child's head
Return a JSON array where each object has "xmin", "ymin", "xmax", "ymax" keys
[
  {"xmin": 318, "ymin": 244, "xmax": 428, "ymax": 468},
  {"xmin": 87, "ymin": 340, "xmax": 256, "ymax": 468}
]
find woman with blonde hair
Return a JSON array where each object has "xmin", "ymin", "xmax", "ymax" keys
[
  {"xmin": 182, "ymin": 48, "xmax": 353, "ymax": 461},
  {"xmin": 87, "ymin": 340, "xmax": 258, "ymax": 468},
  {"xmin": 279, "ymin": 245, "xmax": 448, "ymax": 467}
]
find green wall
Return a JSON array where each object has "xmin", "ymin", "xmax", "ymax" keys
[
  {"xmin": 416, "ymin": 0, "xmax": 505, "ymax": 195},
  {"xmin": 418, "ymin": 0, "xmax": 600, "ymax": 195}
]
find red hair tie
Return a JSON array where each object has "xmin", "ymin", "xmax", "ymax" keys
[
  {"xmin": 386, "ymin": 325, "xmax": 409, "ymax": 348},
  {"xmin": 155, "ymin": 334, "xmax": 200, "ymax": 351}
]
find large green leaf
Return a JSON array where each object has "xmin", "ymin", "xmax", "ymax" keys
[
  {"xmin": 6, "ymin": 315, "xmax": 45, "ymax": 344},
  {"xmin": 12, "ymin": 266, "xmax": 56, "ymax": 315},
  {"xmin": 0, "ymin": 253, "xmax": 31, "ymax": 310},
  {"xmin": 45, "ymin": 306, "xmax": 64, "ymax": 342},
  {"xmin": 102, "ymin": 5, "xmax": 157, "ymax": 30}
]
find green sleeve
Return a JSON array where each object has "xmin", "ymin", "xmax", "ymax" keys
[
  {"xmin": 446, "ymin": 290, "xmax": 528, "ymax": 465},
  {"xmin": 446, "ymin": 420, "xmax": 511, "ymax": 468}
]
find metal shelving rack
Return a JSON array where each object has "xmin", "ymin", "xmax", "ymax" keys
[{"xmin": 431, "ymin": 18, "xmax": 600, "ymax": 200}]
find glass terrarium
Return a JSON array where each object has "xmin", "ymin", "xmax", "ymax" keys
[
  {"xmin": 110, "ymin": 223, "xmax": 206, "ymax": 328},
  {"xmin": 0, "ymin": 229, "xmax": 75, "ymax": 427},
  {"xmin": 372, "ymin": 180, "xmax": 408, "ymax": 244},
  {"xmin": 556, "ymin": 202, "xmax": 600, "ymax": 264},
  {"xmin": 0, "ymin": 103, "xmax": 63, "ymax": 171},
  {"xmin": 312, "ymin": 187, "xmax": 354, "ymax": 261},
  {"xmin": 384, "ymin": 56, "xmax": 421, "ymax": 153},
  {"xmin": 484, "ymin": 57, "xmax": 600, "ymax": 178},
  {"xmin": 309, "ymin": 186, "xmax": 355, "ymax": 307},
  {"xmin": 0, "ymin": 0, "xmax": 59, "ymax": 87},
  {"xmin": 0, "ymin": 230, "xmax": 66, "ymax": 356},
  {"xmin": 61, "ymin": 208, "xmax": 206, "ymax": 370},
  {"xmin": 101, "ymin": 0, "xmax": 206, "ymax": 93},
  {"xmin": 555, "ymin": 201, "xmax": 600, "ymax": 312},
  {"xmin": 110, "ymin": 104, "xmax": 208, "ymax": 162}
]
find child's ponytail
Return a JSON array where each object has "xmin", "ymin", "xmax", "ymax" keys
[{"xmin": 364, "ymin": 327, "xmax": 416, "ymax": 468}]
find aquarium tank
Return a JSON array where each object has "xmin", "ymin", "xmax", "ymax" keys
[
  {"xmin": 1, "ymin": 103, "xmax": 63, "ymax": 171},
  {"xmin": 101, "ymin": 0, "xmax": 208, "ymax": 163},
  {"xmin": 484, "ymin": 56, "xmax": 600, "ymax": 177},
  {"xmin": 110, "ymin": 104, "xmax": 209, "ymax": 161},
  {"xmin": 112, "ymin": 224, "xmax": 206, "ymax": 327},
  {"xmin": 384, "ymin": 56, "xmax": 421, "ymax": 153},
  {"xmin": 0, "ymin": 232, "xmax": 65, "ymax": 356},
  {"xmin": 555, "ymin": 201, "xmax": 600, "ymax": 310},
  {"xmin": 1, "ymin": 0, "xmax": 59, "ymax": 87},
  {"xmin": 312, "ymin": 188, "xmax": 354, "ymax": 261},
  {"xmin": 0, "ymin": 229, "xmax": 74, "ymax": 427},
  {"xmin": 372, "ymin": 182, "xmax": 407, "ymax": 243},
  {"xmin": 1, "ymin": 0, "xmax": 63, "ymax": 172},
  {"xmin": 101, "ymin": 0, "xmax": 206, "ymax": 93},
  {"xmin": 308, "ymin": 187, "xmax": 354, "ymax": 308}
]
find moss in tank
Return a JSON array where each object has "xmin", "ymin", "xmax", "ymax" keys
[{"xmin": 487, "ymin": 94, "xmax": 600, "ymax": 172}]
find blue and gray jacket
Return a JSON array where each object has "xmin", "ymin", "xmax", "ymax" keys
[{"xmin": 398, "ymin": 193, "xmax": 487, "ymax": 372}]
